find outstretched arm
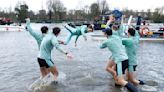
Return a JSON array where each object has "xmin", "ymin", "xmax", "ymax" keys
[
  {"xmin": 26, "ymin": 18, "xmax": 39, "ymax": 38},
  {"xmin": 52, "ymin": 36, "xmax": 73, "ymax": 59},
  {"xmin": 134, "ymin": 30, "xmax": 140, "ymax": 43},
  {"xmin": 100, "ymin": 41, "xmax": 107, "ymax": 49},
  {"xmin": 51, "ymin": 37, "xmax": 67, "ymax": 54}
]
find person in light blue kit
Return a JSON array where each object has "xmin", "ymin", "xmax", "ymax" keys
[
  {"xmin": 105, "ymin": 16, "xmax": 126, "ymax": 82},
  {"xmin": 39, "ymin": 27, "xmax": 73, "ymax": 83},
  {"xmin": 64, "ymin": 24, "xmax": 93, "ymax": 47},
  {"xmin": 100, "ymin": 28, "xmax": 138, "ymax": 92},
  {"xmin": 122, "ymin": 27, "xmax": 145, "ymax": 85},
  {"xmin": 26, "ymin": 18, "xmax": 50, "ymax": 79}
]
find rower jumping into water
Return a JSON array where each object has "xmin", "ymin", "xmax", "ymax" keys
[
  {"xmin": 39, "ymin": 27, "xmax": 73, "ymax": 84},
  {"xmin": 64, "ymin": 24, "xmax": 93, "ymax": 47},
  {"xmin": 25, "ymin": 18, "xmax": 50, "ymax": 79},
  {"xmin": 100, "ymin": 28, "xmax": 138, "ymax": 92},
  {"xmin": 122, "ymin": 27, "xmax": 145, "ymax": 85}
]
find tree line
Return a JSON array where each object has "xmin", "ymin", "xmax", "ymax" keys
[{"xmin": 0, "ymin": 0, "xmax": 164, "ymax": 23}]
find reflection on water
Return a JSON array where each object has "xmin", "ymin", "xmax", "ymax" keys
[{"xmin": 0, "ymin": 24, "xmax": 163, "ymax": 92}]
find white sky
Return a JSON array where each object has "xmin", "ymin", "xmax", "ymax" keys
[{"xmin": 0, "ymin": 0, "xmax": 164, "ymax": 12}]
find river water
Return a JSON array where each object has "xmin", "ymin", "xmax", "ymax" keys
[{"xmin": 0, "ymin": 23, "xmax": 163, "ymax": 92}]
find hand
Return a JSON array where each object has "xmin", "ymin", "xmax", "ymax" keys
[
  {"xmin": 58, "ymin": 40, "xmax": 65, "ymax": 45},
  {"xmin": 66, "ymin": 53, "xmax": 73, "ymax": 59}
]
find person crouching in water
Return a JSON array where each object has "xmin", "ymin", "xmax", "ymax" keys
[
  {"xmin": 100, "ymin": 28, "xmax": 138, "ymax": 92},
  {"xmin": 64, "ymin": 24, "xmax": 93, "ymax": 47},
  {"xmin": 39, "ymin": 27, "xmax": 73, "ymax": 84},
  {"xmin": 122, "ymin": 27, "xmax": 145, "ymax": 85}
]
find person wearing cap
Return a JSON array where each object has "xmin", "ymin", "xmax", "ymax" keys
[
  {"xmin": 64, "ymin": 24, "xmax": 93, "ymax": 47},
  {"xmin": 100, "ymin": 28, "xmax": 138, "ymax": 92}
]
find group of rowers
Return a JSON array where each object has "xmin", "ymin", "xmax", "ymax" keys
[{"xmin": 25, "ymin": 14, "xmax": 145, "ymax": 92}]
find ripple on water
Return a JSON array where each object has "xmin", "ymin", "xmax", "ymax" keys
[{"xmin": 0, "ymin": 24, "xmax": 164, "ymax": 92}]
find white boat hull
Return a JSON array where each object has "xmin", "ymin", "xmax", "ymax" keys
[{"xmin": 0, "ymin": 25, "xmax": 25, "ymax": 31}]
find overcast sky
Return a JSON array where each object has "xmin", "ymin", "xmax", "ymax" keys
[{"xmin": 0, "ymin": 0, "xmax": 164, "ymax": 12}]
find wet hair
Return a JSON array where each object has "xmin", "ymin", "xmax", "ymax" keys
[
  {"xmin": 52, "ymin": 27, "xmax": 61, "ymax": 35},
  {"xmin": 128, "ymin": 28, "xmax": 135, "ymax": 36},
  {"xmin": 104, "ymin": 28, "xmax": 113, "ymax": 36},
  {"xmin": 88, "ymin": 24, "xmax": 93, "ymax": 31},
  {"xmin": 41, "ymin": 26, "xmax": 48, "ymax": 34}
]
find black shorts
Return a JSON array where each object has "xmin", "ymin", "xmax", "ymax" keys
[
  {"xmin": 116, "ymin": 59, "xmax": 129, "ymax": 76},
  {"xmin": 37, "ymin": 58, "xmax": 53, "ymax": 68}
]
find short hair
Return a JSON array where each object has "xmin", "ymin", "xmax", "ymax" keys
[
  {"xmin": 88, "ymin": 24, "xmax": 93, "ymax": 30},
  {"xmin": 41, "ymin": 26, "xmax": 48, "ymax": 33},
  {"xmin": 103, "ymin": 28, "xmax": 113, "ymax": 36},
  {"xmin": 128, "ymin": 28, "xmax": 135, "ymax": 36},
  {"xmin": 52, "ymin": 27, "xmax": 61, "ymax": 35}
]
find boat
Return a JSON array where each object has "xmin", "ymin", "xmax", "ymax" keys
[
  {"xmin": 0, "ymin": 25, "xmax": 25, "ymax": 32},
  {"xmin": 91, "ymin": 33, "xmax": 164, "ymax": 42}
]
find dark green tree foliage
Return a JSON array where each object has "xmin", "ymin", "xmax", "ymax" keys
[
  {"xmin": 15, "ymin": 4, "xmax": 28, "ymax": 22},
  {"xmin": 0, "ymin": 0, "xmax": 164, "ymax": 23},
  {"xmin": 152, "ymin": 8, "xmax": 164, "ymax": 23}
]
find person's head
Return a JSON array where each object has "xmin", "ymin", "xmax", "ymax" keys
[
  {"xmin": 112, "ymin": 23, "xmax": 120, "ymax": 31},
  {"xmin": 128, "ymin": 28, "xmax": 135, "ymax": 37},
  {"xmin": 52, "ymin": 27, "xmax": 61, "ymax": 36},
  {"xmin": 87, "ymin": 24, "xmax": 94, "ymax": 32},
  {"xmin": 102, "ymin": 28, "xmax": 113, "ymax": 37},
  {"xmin": 41, "ymin": 26, "xmax": 48, "ymax": 34},
  {"xmin": 109, "ymin": 14, "xmax": 115, "ymax": 21}
]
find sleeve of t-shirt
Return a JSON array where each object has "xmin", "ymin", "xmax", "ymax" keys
[
  {"xmin": 51, "ymin": 36, "xmax": 67, "ymax": 54},
  {"xmin": 118, "ymin": 25, "xmax": 126, "ymax": 37},
  {"xmin": 100, "ymin": 40, "xmax": 108, "ymax": 49},
  {"xmin": 122, "ymin": 38, "xmax": 129, "ymax": 45},
  {"xmin": 26, "ymin": 23, "xmax": 40, "ymax": 40},
  {"xmin": 134, "ymin": 30, "xmax": 140, "ymax": 42}
]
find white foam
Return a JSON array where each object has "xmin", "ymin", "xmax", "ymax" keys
[
  {"xmin": 27, "ymin": 72, "xmax": 66, "ymax": 92},
  {"xmin": 141, "ymin": 85, "xmax": 157, "ymax": 92}
]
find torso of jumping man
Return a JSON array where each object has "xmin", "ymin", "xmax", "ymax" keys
[
  {"xmin": 100, "ymin": 35, "xmax": 128, "ymax": 64},
  {"xmin": 73, "ymin": 25, "xmax": 88, "ymax": 36},
  {"xmin": 122, "ymin": 30, "xmax": 140, "ymax": 65}
]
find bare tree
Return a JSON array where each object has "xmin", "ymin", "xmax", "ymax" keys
[
  {"xmin": 46, "ymin": 0, "xmax": 53, "ymax": 20},
  {"xmin": 98, "ymin": 0, "xmax": 109, "ymax": 14},
  {"xmin": 90, "ymin": 2, "xmax": 101, "ymax": 20},
  {"xmin": 52, "ymin": 0, "xmax": 66, "ymax": 20}
]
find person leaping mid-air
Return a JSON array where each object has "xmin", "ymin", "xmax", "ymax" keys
[{"xmin": 64, "ymin": 24, "xmax": 94, "ymax": 47}]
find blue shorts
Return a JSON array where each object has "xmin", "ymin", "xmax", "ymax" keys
[{"xmin": 116, "ymin": 59, "xmax": 129, "ymax": 76}]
